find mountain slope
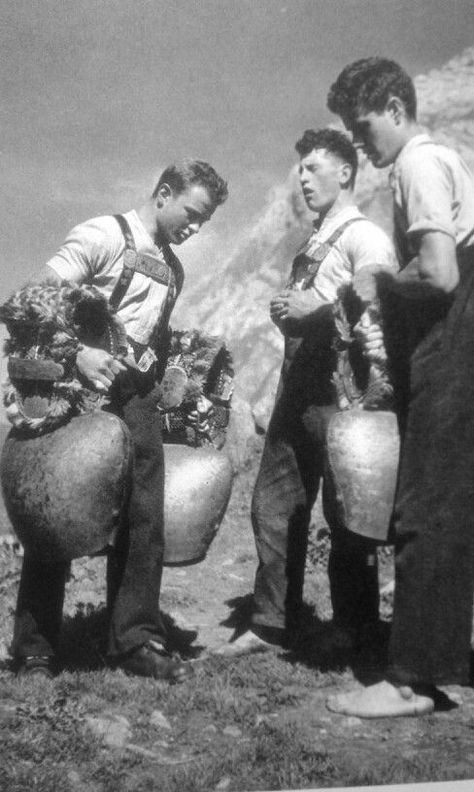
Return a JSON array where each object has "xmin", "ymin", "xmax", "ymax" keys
[{"xmin": 174, "ymin": 48, "xmax": 474, "ymax": 427}]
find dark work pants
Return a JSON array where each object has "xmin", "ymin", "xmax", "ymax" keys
[
  {"xmin": 12, "ymin": 366, "xmax": 167, "ymax": 661},
  {"xmin": 387, "ymin": 257, "xmax": 474, "ymax": 687},
  {"xmin": 251, "ymin": 342, "xmax": 380, "ymax": 637}
]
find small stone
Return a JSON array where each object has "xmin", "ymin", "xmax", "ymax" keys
[
  {"xmin": 215, "ymin": 777, "xmax": 231, "ymax": 790},
  {"xmin": 342, "ymin": 716, "xmax": 362, "ymax": 727},
  {"xmin": 85, "ymin": 714, "xmax": 132, "ymax": 749},
  {"xmin": 152, "ymin": 739, "xmax": 170, "ymax": 749},
  {"xmin": 203, "ymin": 724, "xmax": 218, "ymax": 734},
  {"xmin": 223, "ymin": 725, "xmax": 242, "ymax": 738},
  {"xmin": 150, "ymin": 710, "xmax": 172, "ymax": 730},
  {"xmin": 0, "ymin": 701, "xmax": 17, "ymax": 719},
  {"xmin": 255, "ymin": 711, "xmax": 278, "ymax": 727},
  {"xmin": 447, "ymin": 691, "xmax": 463, "ymax": 705},
  {"xmin": 126, "ymin": 743, "xmax": 162, "ymax": 760}
]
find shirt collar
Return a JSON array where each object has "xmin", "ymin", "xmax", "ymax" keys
[
  {"xmin": 391, "ymin": 133, "xmax": 434, "ymax": 179},
  {"xmin": 126, "ymin": 209, "xmax": 166, "ymax": 255},
  {"xmin": 312, "ymin": 204, "xmax": 362, "ymax": 236}
]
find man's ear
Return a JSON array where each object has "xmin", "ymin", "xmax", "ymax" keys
[
  {"xmin": 386, "ymin": 96, "xmax": 405, "ymax": 124},
  {"xmin": 156, "ymin": 183, "xmax": 172, "ymax": 208},
  {"xmin": 339, "ymin": 162, "xmax": 353, "ymax": 189}
]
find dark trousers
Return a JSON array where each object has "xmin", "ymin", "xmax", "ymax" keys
[
  {"xmin": 387, "ymin": 258, "xmax": 474, "ymax": 687},
  {"xmin": 12, "ymin": 367, "xmax": 167, "ymax": 661},
  {"xmin": 251, "ymin": 343, "xmax": 380, "ymax": 637}
]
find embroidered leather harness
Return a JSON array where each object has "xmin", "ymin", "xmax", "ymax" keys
[
  {"xmin": 282, "ymin": 216, "xmax": 367, "ymax": 373},
  {"xmin": 110, "ymin": 214, "xmax": 184, "ymax": 368},
  {"xmin": 287, "ymin": 216, "xmax": 365, "ymax": 290}
]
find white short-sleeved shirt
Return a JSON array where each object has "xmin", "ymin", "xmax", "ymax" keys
[
  {"xmin": 293, "ymin": 205, "xmax": 398, "ymax": 300},
  {"xmin": 47, "ymin": 210, "xmax": 181, "ymax": 346},
  {"xmin": 390, "ymin": 134, "xmax": 474, "ymax": 264}
]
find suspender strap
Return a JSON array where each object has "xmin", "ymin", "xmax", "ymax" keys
[
  {"xmin": 161, "ymin": 244, "xmax": 184, "ymax": 297},
  {"xmin": 109, "ymin": 214, "xmax": 184, "ymax": 312},
  {"xmin": 325, "ymin": 216, "xmax": 365, "ymax": 247},
  {"xmin": 114, "ymin": 212, "xmax": 135, "ymax": 248},
  {"xmin": 109, "ymin": 214, "xmax": 138, "ymax": 311},
  {"xmin": 109, "ymin": 214, "xmax": 185, "ymax": 366},
  {"xmin": 289, "ymin": 216, "xmax": 366, "ymax": 290}
]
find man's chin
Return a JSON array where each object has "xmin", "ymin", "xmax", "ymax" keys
[
  {"xmin": 305, "ymin": 199, "xmax": 323, "ymax": 213},
  {"xmin": 368, "ymin": 153, "xmax": 391, "ymax": 169}
]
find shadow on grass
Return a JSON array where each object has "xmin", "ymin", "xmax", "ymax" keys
[
  {"xmin": 218, "ymin": 593, "xmax": 255, "ymax": 638},
  {"xmin": 219, "ymin": 593, "xmax": 395, "ymax": 682},
  {"xmin": 58, "ymin": 604, "xmax": 203, "ymax": 672},
  {"xmin": 59, "ymin": 605, "xmax": 109, "ymax": 672}
]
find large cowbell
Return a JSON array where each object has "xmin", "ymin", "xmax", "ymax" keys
[
  {"xmin": 0, "ymin": 412, "xmax": 233, "ymax": 565},
  {"xmin": 326, "ymin": 408, "xmax": 400, "ymax": 542},
  {"xmin": 325, "ymin": 293, "xmax": 401, "ymax": 543}
]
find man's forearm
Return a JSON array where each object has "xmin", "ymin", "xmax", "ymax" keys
[
  {"xmin": 295, "ymin": 301, "xmax": 333, "ymax": 327},
  {"xmin": 279, "ymin": 302, "xmax": 333, "ymax": 337},
  {"xmin": 380, "ymin": 258, "xmax": 456, "ymax": 300},
  {"xmin": 381, "ymin": 231, "xmax": 459, "ymax": 300}
]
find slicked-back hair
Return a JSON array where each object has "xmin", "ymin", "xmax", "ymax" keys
[
  {"xmin": 327, "ymin": 57, "xmax": 417, "ymax": 122},
  {"xmin": 295, "ymin": 128, "xmax": 358, "ymax": 188},
  {"xmin": 152, "ymin": 158, "xmax": 228, "ymax": 207}
]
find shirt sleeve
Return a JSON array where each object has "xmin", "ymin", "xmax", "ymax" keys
[
  {"xmin": 398, "ymin": 148, "xmax": 455, "ymax": 239},
  {"xmin": 46, "ymin": 217, "xmax": 120, "ymax": 283},
  {"xmin": 344, "ymin": 221, "xmax": 399, "ymax": 274}
]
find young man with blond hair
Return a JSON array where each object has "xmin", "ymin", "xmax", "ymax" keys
[{"xmin": 12, "ymin": 159, "xmax": 228, "ymax": 681}]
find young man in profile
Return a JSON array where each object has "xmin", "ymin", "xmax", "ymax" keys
[
  {"xmin": 326, "ymin": 57, "xmax": 474, "ymax": 717},
  {"xmin": 218, "ymin": 128, "xmax": 397, "ymax": 657},
  {"xmin": 11, "ymin": 159, "xmax": 228, "ymax": 682}
]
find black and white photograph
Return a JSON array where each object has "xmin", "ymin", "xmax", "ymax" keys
[{"xmin": 1, "ymin": 1, "xmax": 474, "ymax": 790}]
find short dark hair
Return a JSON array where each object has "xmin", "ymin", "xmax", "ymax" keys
[
  {"xmin": 327, "ymin": 57, "xmax": 417, "ymax": 122},
  {"xmin": 295, "ymin": 128, "xmax": 358, "ymax": 187},
  {"xmin": 152, "ymin": 158, "xmax": 228, "ymax": 206}
]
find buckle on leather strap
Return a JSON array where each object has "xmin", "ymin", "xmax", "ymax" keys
[{"xmin": 137, "ymin": 346, "xmax": 157, "ymax": 373}]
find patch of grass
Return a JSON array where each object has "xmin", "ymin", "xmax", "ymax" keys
[
  {"xmin": 343, "ymin": 752, "xmax": 460, "ymax": 787},
  {"xmin": 160, "ymin": 588, "xmax": 199, "ymax": 609},
  {"xmin": 1, "ymin": 448, "xmax": 473, "ymax": 791},
  {"xmin": 0, "ymin": 678, "xmax": 101, "ymax": 790},
  {"xmin": 1, "ymin": 640, "xmax": 473, "ymax": 791}
]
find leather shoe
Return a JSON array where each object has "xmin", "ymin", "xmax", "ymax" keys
[
  {"xmin": 16, "ymin": 655, "xmax": 55, "ymax": 679},
  {"xmin": 114, "ymin": 641, "xmax": 192, "ymax": 683}
]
